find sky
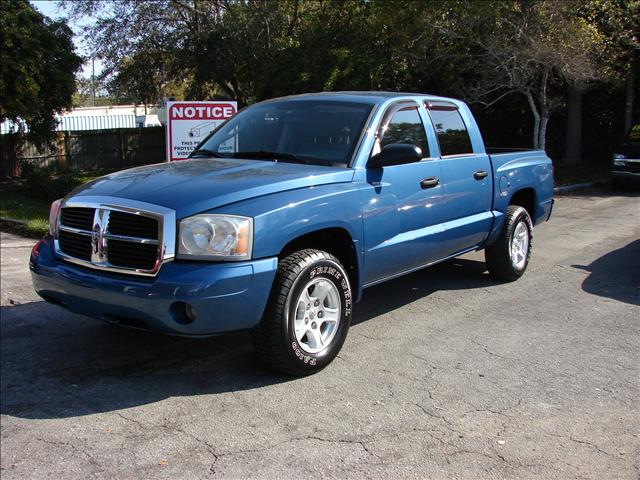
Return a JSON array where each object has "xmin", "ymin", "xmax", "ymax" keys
[{"xmin": 30, "ymin": 0, "xmax": 104, "ymax": 78}]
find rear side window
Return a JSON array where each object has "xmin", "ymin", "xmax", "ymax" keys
[
  {"xmin": 426, "ymin": 104, "xmax": 473, "ymax": 156},
  {"xmin": 380, "ymin": 107, "xmax": 430, "ymax": 158}
]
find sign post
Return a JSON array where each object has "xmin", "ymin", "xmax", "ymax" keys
[{"xmin": 165, "ymin": 101, "xmax": 237, "ymax": 162}]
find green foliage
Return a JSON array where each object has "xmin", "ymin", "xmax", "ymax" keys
[
  {"xmin": 59, "ymin": 0, "xmax": 638, "ymax": 159},
  {"xmin": 0, "ymin": 0, "xmax": 83, "ymax": 147},
  {"xmin": 106, "ymin": 48, "xmax": 166, "ymax": 105},
  {"xmin": 582, "ymin": 0, "xmax": 639, "ymax": 75},
  {"xmin": 19, "ymin": 163, "xmax": 86, "ymax": 201}
]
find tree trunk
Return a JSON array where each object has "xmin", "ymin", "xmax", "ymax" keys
[
  {"xmin": 564, "ymin": 84, "xmax": 583, "ymax": 166},
  {"xmin": 525, "ymin": 90, "xmax": 541, "ymax": 149},
  {"xmin": 539, "ymin": 113, "xmax": 549, "ymax": 152},
  {"xmin": 624, "ymin": 57, "xmax": 636, "ymax": 135},
  {"xmin": 537, "ymin": 69, "xmax": 550, "ymax": 152}
]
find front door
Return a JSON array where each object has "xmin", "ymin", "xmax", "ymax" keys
[{"xmin": 359, "ymin": 103, "xmax": 445, "ymax": 285}]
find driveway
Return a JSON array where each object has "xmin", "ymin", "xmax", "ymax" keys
[{"xmin": 1, "ymin": 189, "xmax": 639, "ymax": 479}]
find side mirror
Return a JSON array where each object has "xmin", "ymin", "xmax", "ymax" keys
[{"xmin": 368, "ymin": 143, "xmax": 423, "ymax": 169}]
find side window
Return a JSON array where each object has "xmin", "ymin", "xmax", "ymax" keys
[
  {"xmin": 427, "ymin": 105, "xmax": 473, "ymax": 156},
  {"xmin": 379, "ymin": 107, "xmax": 430, "ymax": 158}
]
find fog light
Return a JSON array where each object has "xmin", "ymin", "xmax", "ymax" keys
[
  {"xmin": 170, "ymin": 302, "xmax": 197, "ymax": 325},
  {"xmin": 185, "ymin": 303, "xmax": 197, "ymax": 322}
]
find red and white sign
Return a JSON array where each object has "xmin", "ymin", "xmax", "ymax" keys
[{"xmin": 166, "ymin": 101, "xmax": 237, "ymax": 161}]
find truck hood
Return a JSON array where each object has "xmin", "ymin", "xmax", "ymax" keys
[{"xmin": 68, "ymin": 158, "xmax": 354, "ymax": 218}]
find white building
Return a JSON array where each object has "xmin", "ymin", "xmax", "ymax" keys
[{"xmin": 1, "ymin": 104, "xmax": 163, "ymax": 134}]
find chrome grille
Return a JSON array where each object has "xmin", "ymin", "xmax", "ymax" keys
[
  {"xmin": 107, "ymin": 239, "xmax": 159, "ymax": 270},
  {"xmin": 55, "ymin": 197, "xmax": 176, "ymax": 277},
  {"xmin": 107, "ymin": 211, "xmax": 159, "ymax": 239},
  {"xmin": 59, "ymin": 229, "xmax": 92, "ymax": 261},
  {"xmin": 60, "ymin": 207, "xmax": 94, "ymax": 231}
]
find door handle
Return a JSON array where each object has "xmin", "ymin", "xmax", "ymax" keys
[
  {"xmin": 420, "ymin": 177, "xmax": 440, "ymax": 189},
  {"xmin": 474, "ymin": 170, "xmax": 488, "ymax": 180}
]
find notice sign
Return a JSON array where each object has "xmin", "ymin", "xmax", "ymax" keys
[{"xmin": 166, "ymin": 101, "xmax": 237, "ymax": 161}]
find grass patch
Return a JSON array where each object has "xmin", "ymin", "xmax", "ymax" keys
[
  {"xmin": 553, "ymin": 161, "xmax": 610, "ymax": 186},
  {"xmin": 1, "ymin": 172, "xmax": 104, "ymax": 238},
  {"xmin": 0, "ymin": 184, "xmax": 51, "ymax": 237}
]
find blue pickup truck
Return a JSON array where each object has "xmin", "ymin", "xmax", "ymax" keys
[{"xmin": 31, "ymin": 92, "xmax": 553, "ymax": 375}]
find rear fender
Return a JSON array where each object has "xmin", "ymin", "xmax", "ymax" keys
[{"xmin": 486, "ymin": 152, "xmax": 553, "ymax": 245}]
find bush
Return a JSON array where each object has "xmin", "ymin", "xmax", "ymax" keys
[{"xmin": 20, "ymin": 162, "xmax": 85, "ymax": 201}]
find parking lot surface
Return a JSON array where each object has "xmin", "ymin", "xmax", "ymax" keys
[{"xmin": 1, "ymin": 189, "xmax": 639, "ymax": 479}]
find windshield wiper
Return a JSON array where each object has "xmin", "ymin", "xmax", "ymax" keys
[
  {"xmin": 232, "ymin": 150, "xmax": 307, "ymax": 163},
  {"xmin": 189, "ymin": 148, "xmax": 224, "ymax": 158}
]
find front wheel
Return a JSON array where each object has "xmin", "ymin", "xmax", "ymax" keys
[
  {"xmin": 485, "ymin": 205, "xmax": 533, "ymax": 281},
  {"xmin": 252, "ymin": 249, "xmax": 352, "ymax": 375}
]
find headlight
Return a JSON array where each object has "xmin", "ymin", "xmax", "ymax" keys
[
  {"xmin": 177, "ymin": 215, "xmax": 253, "ymax": 260},
  {"xmin": 49, "ymin": 198, "xmax": 62, "ymax": 237},
  {"xmin": 612, "ymin": 153, "xmax": 626, "ymax": 166}
]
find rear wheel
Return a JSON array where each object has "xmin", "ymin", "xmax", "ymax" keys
[
  {"xmin": 485, "ymin": 205, "xmax": 533, "ymax": 281},
  {"xmin": 252, "ymin": 249, "xmax": 352, "ymax": 375}
]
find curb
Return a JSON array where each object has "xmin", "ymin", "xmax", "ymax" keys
[
  {"xmin": 553, "ymin": 179, "xmax": 609, "ymax": 194},
  {"xmin": 0, "ymin": 217, "xmax": 27, "ymax": 225}
]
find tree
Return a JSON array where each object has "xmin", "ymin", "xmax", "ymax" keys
[
  {"xmin": 64, "ymin": 0, "xmax": 376, "ymax": 105},
  {"xmin": 61, "ymin": 0, "xmax": 632, "ymax": 163},
  {"xmin": 62, "ymin": 0, "xmax": 222, "ymax": 103},
  {"xmin": 106, "ymin": 48, "xmax": 166, "ymax": 106},
  {"xmin": 452, "ymin": 1, "xmax": 609, "ymax": 153},
  {"xmin": 583, "ymin": 0, "xmax": 640, "ymax": 136},
  {"xmin": 0, "ymin": 0, "xmax": 83, "ymax": 146}
]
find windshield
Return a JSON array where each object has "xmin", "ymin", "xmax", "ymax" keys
[{"xmin": 194, "ymin": 100, "xmax": 374, "ymax": 167}]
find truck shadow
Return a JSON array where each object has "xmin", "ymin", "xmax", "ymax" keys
[
  {"xmin": 1, "ymin": 257, "xmax": 496, "ymax": 420},
  {"xmin": 572, "ymin": 239, "xmax": 640, "ymax": 306},
  {"xmin": 352, "ymin": 257, "xmax": 498, "ymax": 325}
]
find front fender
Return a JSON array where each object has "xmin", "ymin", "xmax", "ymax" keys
[{"xmin": 206, "ymin": 183, "xmax": 364, "ymax": 283}]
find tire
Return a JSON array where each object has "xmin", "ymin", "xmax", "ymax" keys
[
  {"xmin": 485, "ymin": 205, "xmax": 533, "ymax": 281},
  {"xmin": 252, "ymin": 249, "xmax": 353, "ymax": 375}
]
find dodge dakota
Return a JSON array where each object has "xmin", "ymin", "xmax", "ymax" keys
[{"xmin": 31, "ymin": 92, "xmax": 554, "ymax": 375}]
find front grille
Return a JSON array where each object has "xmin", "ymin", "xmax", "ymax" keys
[
  {"xmin": 108, "ymin": 211, "xmax": 159, "ymax": 239},
  {"xmin": 107, "ymin": 240, "xmax": 158, "ymax": 270},
  {"xmin": 57, "ymin": 206, "xmax": 162, "ymax": 275},
  {"xmin": 59, "ymin": 230, "xmax": 92, "ymax": 261},
  {"xmin": 60, "ymin": 207, "xmax": 95, "ymax": 231}
]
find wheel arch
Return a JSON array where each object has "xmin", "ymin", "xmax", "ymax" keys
[
  {"xmin": 279, "ymin": 227, "xmax": 359, "ymax": 298},
  {"xmin": 508, "ymin": 187, "xmax": 536, "ymax": 222}
]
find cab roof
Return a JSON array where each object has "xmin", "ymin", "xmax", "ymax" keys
[{"xmin": 260, "ymin": 91, "xmax": 458, "ymax": 106}]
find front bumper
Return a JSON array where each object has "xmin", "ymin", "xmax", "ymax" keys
[
  {"xmin": 611, "ymin": 170, "xmax": 640, "ymax": 184},
  {"xmin": 30, "ymin": 236, "xmax": 278, "ymax": 336}
]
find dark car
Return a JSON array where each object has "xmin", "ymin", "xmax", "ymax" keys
[{"xmin": 612, "ymin": 123, "xmax": 640, "ymax": 186}]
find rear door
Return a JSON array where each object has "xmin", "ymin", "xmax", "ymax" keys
[{"xmin": 425, "ymin": 101, "xmax": 493, "ymax": 257}]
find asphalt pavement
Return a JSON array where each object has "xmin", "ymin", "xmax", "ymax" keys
[{"xmin": 1, "ymin": 188, "xmax": 639, "ymax": 479}]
